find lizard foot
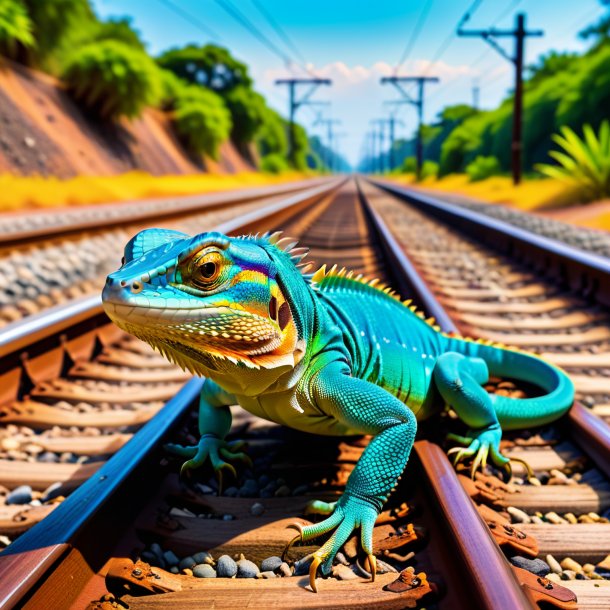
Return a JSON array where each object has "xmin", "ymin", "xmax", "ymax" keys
[
  {"xmin": 304, "ymin": 500, "xmax": 337, "ymax": 516},
  {"xmin": 285, "ymin": 495, "xmax": 378, "ymax": 592},
  {"xmin": 164, "ymin": 435, "xmax": 251, "ymax": 486},
  {"xmin": 447, "ymin": 424, "xmax": 507, "ymax": 478}
]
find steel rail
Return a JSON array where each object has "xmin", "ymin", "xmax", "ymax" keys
[
  {"xmin": 358, "ymin": 178, "xmax": 534, "ymax": 609},
  {"xmin": 0, "ymin": 178, "xmax": 330, "ymax": 247},
  {"xmin": 0, "ymin": 178, "xmax": 345, "ymax": 609},
  {"xmin": 0, "ymin": 179, "xmax": 344, "ymax": 364},
  {"xmin": 371, "ymin": 178, "xmax": 610, "ymax": 307},
  {"xmin": 364, "ymin": 177, "xmax": 610, "ymax": 478}
]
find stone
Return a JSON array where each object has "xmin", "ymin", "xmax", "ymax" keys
[
  {"xmin": 237, "ymin": 559, "xmax": 259, "ymax": 578},
  {"xmin": 546, "ymin": 555, "xmax": 562, "ymax": 575},
  {"xmin": 250, "ymin": 502, "xmax": 265, "ymax": 516},
  {"xmin": 274, "ymin": 485, "xmax": 291, "ymax": 497},
  {"xmin": 178, "ymin": 556, "xmax": 196, "ymax": 571},
  {"xmin": 216, "ymin": 555, "xmax": 238, "ymax": 578},
  {"xmin": 192, "ymin": 551, "xmax": 213, "ymax": 565},
  {"xmin": 510, "ymin": 557, "xmax": 550, "ymax": 577},
  {"xmin": 162, "ymin": 550, "xmax": 179, "ymax": 567},
  {"xmin": 193, "ymin": 564, "xmax": 216, "ymax": 578},
  {"xmin": 260, "ymin": 556, "xmax": 283, "ymax": 572},
  {"xmin": 6, "ymin": 485, "xmax": 32, "ymax": 505},
  {"xmin": 596, "ymin": 554, "xmax": 610, "ymax": 571},
  {"xmin": 560, "ymin": 557, "xmax": 583, "ymax": 574},
  {"xmin": 294, "ymin": 554, "xmax": 314, "ymax": 576},
  {"xmin": 41, "ymin": 482, "xmax": 63, "ymax": 502},
  {"xmin": 507, "ymin": 506, "xmax": 530, "ymax": 523},
  {"xmin": 332, "ymin": 564, "xmax": 358, "ymax": 580},
  {"xmin": 278, "ymin": 562, "xmax": 292, "ymax": 577},
  {"xmin": 260, "ymin": 571, "xmax": 277, "ymax": 578}
]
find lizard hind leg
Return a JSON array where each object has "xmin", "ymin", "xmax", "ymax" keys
[{"xmin": 434, "ymin": 352, "xmax": 509, "ymax": 478}]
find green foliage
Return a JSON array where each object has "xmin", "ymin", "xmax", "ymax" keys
[
  {"xmin": 421, "ymin": 160, "xmax": 439, "ymax": 179},
  {"xmin": 527, "ymin": 51, "xmax": 578, "ymax": 85},
  {"xmin": 0, "ymin": 0, "xmax": 34, "ymax": 59},
  {"xmin": 536, "ymin": 122, "xmax": 610, "ymax": 201},
  {"xmin": 224, "ymin": 85, "xmax": 266, "ymax": 146},
  {"xmin": 157, "ymin": 68, "xmax": 188, "ymax": 110},
  {"xmin": 157, "ymin": 44, "xmax": 252, "ymax": 93},
  {"xmin": 466, "ymin": 156, "xmax": 502, "ymax": 182},
  {"xmin": 62, "ymin": 40, "xmax": 162, "ymax": 120},
  {"xmin": 173, "ymin": 86, "xmax": 232, "ymax": 159},
  {"xmin": 85, "ymin": 17, "xmax": 146, "ymax": 52},
  {"xmin": 22, "ymin": 0, "xmax": 94, "ymax": 67},
  {"xmin": 256, "ymin": 108, "xmax": 287, "ymax": 157},
  {"xmin": 401, "ymin": 157, "xmax": 417, "ymax": 173},
  {"xmin": 260, "ymin": 153, "xmax": 289, "ymax": 174}
]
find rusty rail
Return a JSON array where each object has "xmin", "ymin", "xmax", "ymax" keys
[{"xmin": 0, "ymin": 178, "xmax": 331, "ymax": 247}]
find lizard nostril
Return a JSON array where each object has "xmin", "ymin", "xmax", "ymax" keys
[
  {"xmin": 120, "ymin": 280, "xmax": 127, "ymax": 288},
  {"xmin": 131, "ymin": 281, "xmax": 143, "ymax": 293}
]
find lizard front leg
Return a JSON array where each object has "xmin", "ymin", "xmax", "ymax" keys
[
  {"xmin": 291, "ymin": 362, "xmax": 417, "ymax": 592},
  {"xmin": 165, "ymin": 379, "xmax": 250, "ymax": 484}
]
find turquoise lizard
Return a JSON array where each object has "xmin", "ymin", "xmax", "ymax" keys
[{"xmin": 102, "ymin": 228, "xmax": 574, "ymax": 591}]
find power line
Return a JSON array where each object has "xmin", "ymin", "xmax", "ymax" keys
[
  {"xmin": 394, "ymin": 0, "xmax": 435, "ymax": 74},
  {"xmin": 250, "ymin": 0, "xmax": 307, "ymax": 65},
  {"xmin": 155, "ymin": 0, "xmax": 223, "ymax": 42},
  {"xmin": 214, "ymin": 0, "xmax": 293, "ymax": 68}
]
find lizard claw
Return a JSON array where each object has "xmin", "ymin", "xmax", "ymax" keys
[
  {"xmin": 309, "ymin": 552, "xmax": 325, "ymax": 593},
  {"xmin": 365, "ymin": 554, "xmax": 377, "ymax": 582}
]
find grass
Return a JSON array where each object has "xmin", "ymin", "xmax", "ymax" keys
[
  {"xmin": 0, "ymin": 170, "xmax": 310, "ymax": 212},
  {"xmin": 392, "ymin": 173, "xmax": 576, "ymax": 211}
]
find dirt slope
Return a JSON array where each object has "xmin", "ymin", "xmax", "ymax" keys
[{"xmin": 0, "ymin": 59, "xmax": 254, "ymax": 178}]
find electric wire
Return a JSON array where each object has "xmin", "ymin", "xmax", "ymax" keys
[
  {"xmin": 154, "ymin": 0, "xmax": 223, "ymax": 41},
  {"xmin": 394, "ymin": 0, "xmax": 435, "ymax": 74}
]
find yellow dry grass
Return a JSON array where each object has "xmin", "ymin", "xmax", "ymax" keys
[
  {"xmin": 393, "ymin": 173, "xmax": 571, "ymax": 211},
  {"xmin": 0, "ymin": 171, "xmax": 310, "ymax": 212}
]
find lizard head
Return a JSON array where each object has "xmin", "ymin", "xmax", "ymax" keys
[{"xmin": 102, "ymin": 229, "xmax": 310, "ymax": 376}]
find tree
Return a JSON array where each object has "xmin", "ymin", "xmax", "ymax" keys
[
  {"xmin": 224, "ymin": 86, "xmax": 266, "ymax": 147},
  {"xmin": 0, "ymin": 0, "xmax": 34, "ymax": 60},
  {"xmin": 157, "ymin": 44, "xmax": 252, "ymax": 93}
]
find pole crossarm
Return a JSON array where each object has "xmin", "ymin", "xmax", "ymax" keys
[
  {"xmin": 274, "ymin": 78, "xmax": 332, "ymax": 166},
  {"xmin": 457, "ymin": 12, "xmax": 543, "ymax": 185}
]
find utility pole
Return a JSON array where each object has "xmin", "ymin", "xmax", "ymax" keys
[
  {"xmin": 274, "ymin": 78, "xmax": 331, "ymax": 167},
  {"xmin": 370, "ymin": 119, "xmax": 388, "ymax": 174},
  {"xmin": 381, "ymin": 76, "xmax": 439, "ymax": 179},
  {"xmin": 383, "ymin": 101, "xmax": 406, "ymax": 171},
  {"xmin": 458, "ymin": 13, "xmax": 543, "ymax": 185},
  {"xmin": 472, "ymin": 78, "xmax": 480, "ymax": 110},
  {"xmin": 314, "ymin": 117, "xmax": 341, "ymax": 173}
]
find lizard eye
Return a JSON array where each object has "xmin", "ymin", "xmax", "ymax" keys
[{"xmin": 191, "ymin": 251, "xmax": 223, "ymax": 289}]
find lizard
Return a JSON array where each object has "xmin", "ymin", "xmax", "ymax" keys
[{"xmin": 101, "ymin": 228, "xmax": 575, "ymax": 591}]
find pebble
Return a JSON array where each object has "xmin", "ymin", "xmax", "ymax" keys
[
  {"xmin": 6, "ymin": 485, "xmax": 32, "ymax": 505},
  {"xmin": 278, "ymin": 562, "xmax": 292, "ymax": 577},
  {"xmin": 332, "ymin": 564, "xmax": 358, "ymax": 580},
  {"xmin": 527, "ymin": 477, "xmax": 541, "ymax": 486},
  {"xmin": 274, "ymin": 485, "xmax": 291, "ymax": 497},
  {"xmin": 546, "ymin": 573, "xmax": 561, "ymax": 583},
  {"xmin": 163, "ymin": 550, "xmax": 179, "ymax": 567},
  {"xmin": 507, "ymin": 506, "xmax": 530, "ymax": 523},
  {"xmin": 260, "ymin": 571, "xmax": 276, "ymax": 579},
  {"xmin": 564, "ymin": 513, "xmax": 578, "ymax": 524},
  {"xmin": 545, "ymin": 512, "xmax": 567, "ymax": 524},
  {"xmin": 250, "ymin": 502, "xmax": 265, "ymax": 516},
  {"xmin": 169, "ymin": 566, "xmax": 179, "ymax": 574},
  {"xmin": 260, "ymin": 556, "xmax": 283, "ymax": 572},
  {"xmin": 335, "ymin": 552, "xmax": 349, "ymax": 566},
  {"xmin": 583, "ymin": 563, "xmax": 595, "ymax": 573},
  {"xmin": 141, "ymin": 551, "xmax": 157, "ymax": 565},
  {"xmin": 1, "ymin": 438, "xmax": 20, "ymax": 451},
  {"xmin": 178, "ymin": 556, "xmax": 196, "ymax": 571},
  {"xmin": 195, "ymin": 484, "xmax": 214, "ymax": 495},
  {"xmin": 292, "ymin": 484, "xmax": 308, "ymax": 496},
  {"xmin": 560, "ymin": 557, "xmax": 583, "ymax": 574},
  {"xmin": 239, "ymin": 480, "xmax": 259, "ymax": 498},
  {"xmin": 546, "ymin": 555, "xmax": 563, "ymax": 575},
  {"xmin": 192, "ymin": 551, "xmax": 213, "ymax": 565},
  {"xmin": 193, "ymin": 564, "xmax": 216, "ymax": 578},
  {"xmin": 224, "ymin": 486, "xmax": 238, "ymax": 497},
  {"xmin": 510, "ymin": 557, "xmax": 550, "ymax": 577},
  {"xmin": 41, "ymin": 482, "xmax": 63, "ymax": 502},
  {"xmin": 596, "ymin": 554, "xmax": 610, "ymax": 571},
  {"xmin": 294, "ymin": 554, "xmax": 314, "ymax": 576},
  {"xmin": 222, "ymin": 514, "xmax": 235, "ymax": 521},
  {"xmin": 39, "ymin": 452, "xmax": 58, "ymax": 463},
  {"xmin": 237, "ymin": 559, "xmax": 259, "ymax": 578},
  {"xmin": 216, "ymin": 555, "xmax": 238, "ymax": 578},
  {"xmin": 561, "ymin": 570, "xmax": 577, "ymax": 580}
]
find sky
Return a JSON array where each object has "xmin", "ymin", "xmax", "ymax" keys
[{"xmin": 91, "ymin": 0, "xmax": 608, "ymax": 166}]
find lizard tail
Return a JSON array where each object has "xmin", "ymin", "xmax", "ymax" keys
[{"xmin": 446, "ymin": 336, "xmax": 575, "ymax": 431}]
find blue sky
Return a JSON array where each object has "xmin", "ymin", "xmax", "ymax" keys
[{"xmin": 92, "ymin": 0, "xmax": 608, "ymax": 165}]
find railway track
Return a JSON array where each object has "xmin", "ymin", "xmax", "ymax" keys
[
  {"xmin": 0, "ymin": 179, "xmax": 328, "ymax": 329},
  {"xmin": 0, "ymin": 177, "xmax": 608, "ymax": 609}
]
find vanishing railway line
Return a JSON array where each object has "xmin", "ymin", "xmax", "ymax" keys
[{"xmin": 0, "ymin": 177, "xmax": 608, "ymax": 609}]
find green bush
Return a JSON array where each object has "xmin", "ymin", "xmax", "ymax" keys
[
  {"xmin": 421, "ymin": 160, "xmax": 439, "ymax": 179},
  {"xmin": 62, "ymin": 40, "xmax": 161, "ymax": 120},
  {"xmin": 224, "ymin": 85, "xmax": 266, "ymax": 146},
  {"xmin": 0, "ymin": 0, "xmax": 34, "ymax": 59},
  {"xmin": 158, "ymin": 68, "xmax": 188, "ymax": 110},
  {"xmin": 173, "ymin": 87, "xmax": 231, "ymax": 159},
  {"xmin": 256, "ymin": 108, "xmax": 288, "ymax": 157},
  {"xmin": 466, "ymin": 156, "xmax": 502, "ymax": 182},
  {"xmin": 536, "ymin": 121, "xmax": 610, "ymax": 201},
  {"xmin": 401, "ymin": 156, "xmax": 417, "ymax": 173},
  {"xmin": 260, "ymin": 153, "xmax": 289, "ymax": 174}
]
